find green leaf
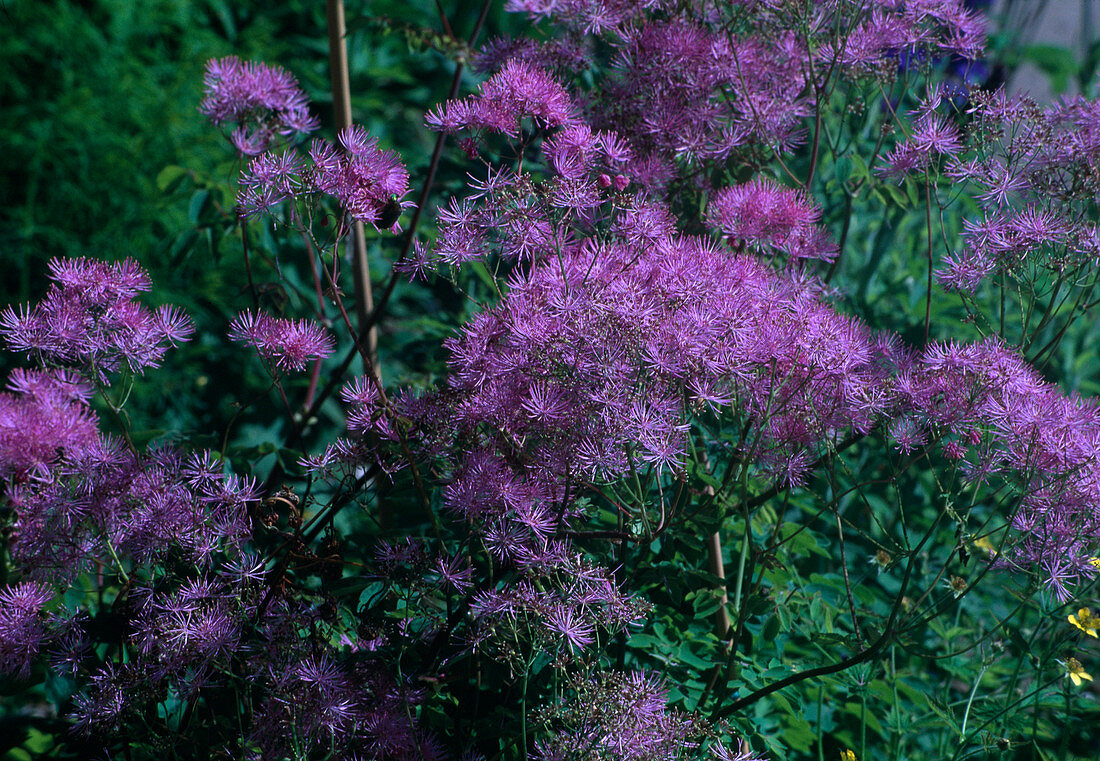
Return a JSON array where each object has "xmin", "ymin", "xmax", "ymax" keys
[
  {"xmin": 188, "ymin": 189, "xmax": 211, "ymax": 223},
  {"xmin": 23, "ymin": 728, "xmax": 54, "ymax": 754},
  {"xmin": 778, "ymin": 525, "xmax": 830, "ymax": 558},
  {"xmin": 834, "ymin": 155, "xmax": 852, "ymax": 186},
  {"xmin": 761, "ymin": 614, "xmax": 780, "ymax": 642},
  {"xmin": 883, "ymin": 182, "xmax": 910, "ymax": 208},
  {"xmin": 358, "ymin": 581, "xmax": 387, "ymax": 610},
  {"xmin": 156, "ymin": 164, "xmax": 190, "ymax": 193},
  {"xmin": 849, "ymin": 153, "xmax": 870, "ymax": 182}
]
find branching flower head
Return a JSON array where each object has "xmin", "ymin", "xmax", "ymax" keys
[
  {"xmin": 200, "ymin": 56, "xmax": 318, "ymax": 154},
  {"xmin": 0, "ymin": 257, "xmax": 194, "ymax": 381},
  {"xmin": 533, "ymin": 671, "xmax": 735, "ymax": 761},
  {"xmin": 228, "ymin": 310, "xmax": 335, "ymax": 373},
  {"xmin": 426, "ymin": 59, "xmax": 576, "ymax": 138},
  {"xmin": 0, "ymin": 581, "xmax": 53, "ymax": 679},
  {"xmin": 0, "ymin": 368, "xmax": 99, "ymax": 482},
  {"xmin": 708, "ymin": 177, "xmax": 836, "ymax": 261},
  {"xmin": 309, "ymin": 126, "xmax": 411, "ymax": 230}
]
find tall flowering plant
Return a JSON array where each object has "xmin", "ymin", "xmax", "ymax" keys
[{"xmin": 2, "ymin": 1, "xmax": 1099, "ymax": 759}]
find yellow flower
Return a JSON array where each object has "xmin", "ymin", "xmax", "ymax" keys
[
  {"xmin": 1068, "ymin": 608, "xmax": 1100, "ymax": 638},
  {"xmin": 1089, "ymin": 557, "xmax": 1100, "ymax": 569},
  {"xmin": 1066, "ymin": 657, "xmax": 1093, "ymax": 687},
  {"xmin": 839, "ymin": 751, "xmax": 857, "ymax": 761}
]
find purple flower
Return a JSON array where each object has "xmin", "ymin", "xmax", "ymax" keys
[
  {"xmin": 237, "ymin": 150, "xmax": 306, "ymax": 218},
  {"xmin": 308, "ymin": 126, "xmax": 410, "ymax": 229},
  {"xmin": 426, "ymin": 59, "xmax": 576, "ymax": 139},
  {"xmin": 0, "ymin": 368, "xmax": 99, "ymax": 481},
  {"xmin": 0, "ymin": 257, "xmax": 194, "ymax": 380},
  {"xmin": 545, "ymin": 604, "xmax": 595, "ymax": 652},
  {"xmin": 533, "ymin": 671, "xmax": 721, "ymax": 761},
  {"xmin": 709, "ymin": 178, "xmax": 836, "ymax": 261},
  {"xmin": 0, "ymin": 581, "xmax": 53, "ymax": 679},
  {"xmin": 200, "ymin": 56, "xmax": 318, "ymax": 154},
  {"xmin": 228, "ymin": 310, "xmax": 335, "ymax": 373}
]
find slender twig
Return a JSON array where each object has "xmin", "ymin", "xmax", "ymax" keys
[
  {"xmin": 834, "ymin": 510, "xmax": 864, "ymax": 645},
  {"xmin": 924, "ymin": 177, "xmax": 935, "ymax": 345}
]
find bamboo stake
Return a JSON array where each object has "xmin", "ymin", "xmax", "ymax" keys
[{"xmin": 326, "ymin": 0, "xmax": 380, "ymax": 382}]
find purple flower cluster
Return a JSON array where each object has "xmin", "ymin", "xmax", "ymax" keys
[
  {"xmin": 228, "ymin": 309, "xmax": 335, "ymax": 373},
  {"xmin": 469, "ymin": 552, "xmax": 649, "ymax": 657},
  {"xmin": 880, "ymin": 90, "xmax": 965, "ymax": 178},
  {"xmin": 202, "ymin": 56, "xmax": 409, "ymax": 229},
  {"xmin": 0, "ymin": 368, "xmax": 98, "ymax": 482},
  {"xmin": 0, "ymin": 581, "xmax": 52, "ymax": 679},
  {"xmin": 233, "ymin": 122, "xmax": 409, "ymax": 230},
  {"xmin": 18, "ymin": 0, "xmax": 1100, "ymax": 753},
  {"xmin": 491, "ymin": 1, "xmax": 982, "ymax": 193},
  {"xmin": 428, "ymin": 220, "xmax": 892, "ymax": 493},
  {"xmin": 0, "ymin": 257, "xmax": 194, "ymax": 381},
  {"xmin": 946, "ymin": 90, "xmax": 1100, "ymax": 288},
  {"xmin": 309, "ymin": 126, "xmax": 411, "ymax": 229},
  {"xmin": 899, "ymin": 339, "xmax": 1100, "ymax": 598},
  {"xmin": 709, "ymin": 177, "xmax": 837, "ymax": 262},
  {"xmin": 200, "ymin": 56, "xmax": 319, "ymax": 155},
  {"xmin": 426, "ymin": 59, "xmax": 577, "ymax": 140},
  {"xmin": 504, "ymin": 0, "xmax": 670, "ymax": 34},
  {"xmin": 8, "ymin": 444, "xmax": 257, "ymax": 582},
  {"xmin": 534, "ymin": 671, "xmax": 764, "ymax": 761},
  {"xmin": 0, "ymin": 305, "xmax": 439, "ymax": 756},
  {"xmin": 829, "ymin": 0, "xmax": 985, "ymax": 67},
  {"xmin": 250, "ymin": 657, "xmax": 446, "ymax": 760},
  {"xmin": 880, "ymin": 89, "xmax": 1100, "ymax": 293}
]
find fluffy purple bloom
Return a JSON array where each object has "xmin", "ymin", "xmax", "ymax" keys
[
  {"xmin": 0, "ymin": 368, "xmax": 99, "ymax": 482},
  {"xmin": 0, "ymin": 257, "xmax": 194, "ymax": 380},
  {"xmin": 896, "ymin": 338, "xmax": 1100, "ymax": 595},
  {"xmin": 880, "ymin": 109, "xmax": 964, "ymax": 179},
  {"xmin": 308, "ymin": 126, "xmax": 410, "ymax": 229},
  {"xmin": 131, "ymin": 577, "xmax": 243, "ymax": 678},
  {"xmin": 200, "ymin": 56, "xmax": 318, "ymax": 154},
  {"xmin": 709, "ymin": 178, "xmax": 836, "ymax": 261},
  {"xmin": 932, "ymin": 90, "xmax": 1100, "ymax": 290},
  {"xmin": 228, "ymin": 310, "xmax": 335, "ymax": 373},
  {"xmin": 827, "ymin": 1, "xmax": 985, "ymax": 66},
  {"xmin": 70, "ymin": 662, "xmax": 130, "ymax": 735},
  {"xmin": 250, "ymin": 659, "xmax": 441, "ymax": 760},
  {"xmin": 911, "ymin": 113, "xmax": 963, "ymax": 155},
  {"xmin": 545, "ymin": 604, "xmax": 595, "ymax": 652},
  {"xmin": 0, "ymin": 581, "xmax": 53, "ymax": 679},
  {"xmin": 533, "ymin": 671, "xmax": 730, "ymax": 761},
  {"xmin": 504, "ymin": 0, "xmax": 668, "ymax": 34},
  {"xmin": 426, "ymin": 59, "xmax": 577, "ymax": 138},
  {"xmin": 237, "ymin": 150, "xmax": 306, "ymax": 218},
  {"xmin": 234, "ymin": 125, "xmax": 410, "ymax": 229},
  {"xmin": 8, "ymin": 444, "xmax": 255, "ymax": 581},
  {"xmin": 712, "ymin": 739, "xmax": 768, "ymax": 761}
]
